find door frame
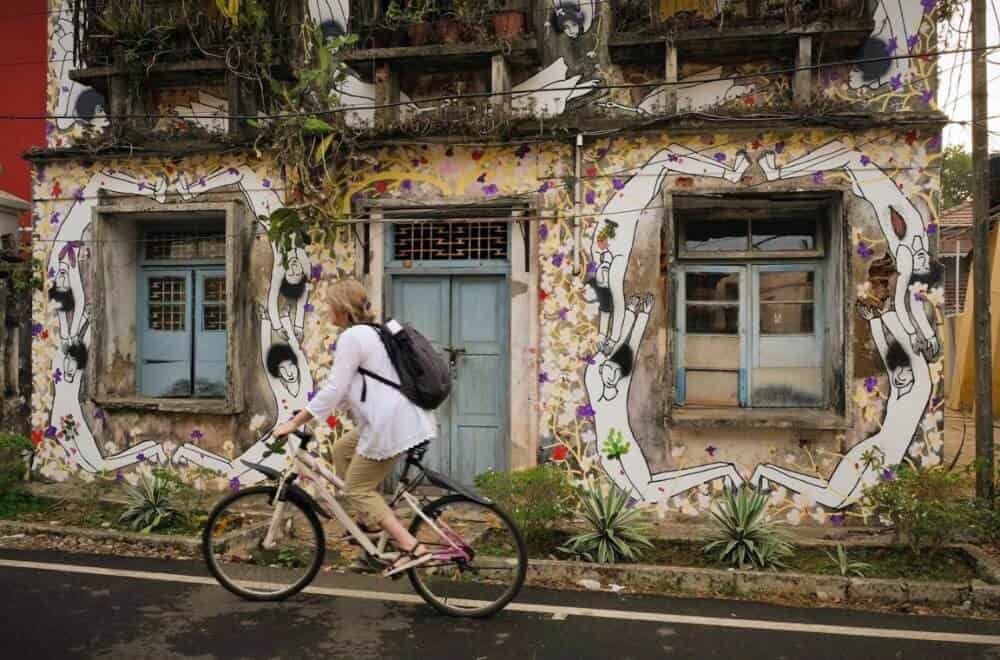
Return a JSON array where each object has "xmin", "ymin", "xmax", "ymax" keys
[{"xmin": 356, "ymin": 200, "xmax": 540, "ymax": 473}]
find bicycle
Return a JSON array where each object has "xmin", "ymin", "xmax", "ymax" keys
[{"xmin": 202, "ymin": 428, "xmax": 528, "ymax": 618}]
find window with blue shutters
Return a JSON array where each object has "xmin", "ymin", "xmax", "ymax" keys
[{"xmin": 138, "ymin": 223, "xmax": 227, "ymax": 398}]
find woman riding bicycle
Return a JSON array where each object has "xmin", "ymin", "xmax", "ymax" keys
[{"xmin": 273, "ymin": 279, "xmax": 436, "ymax": 575}]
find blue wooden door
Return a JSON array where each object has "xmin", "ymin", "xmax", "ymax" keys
[
  {"xmin": 194, "ymin": 269, "xmax": 227, "ymax": 397},
  {"xmin": 390, "ymin": 274, "xmax": 507, "ymax": 484},
  {"xmin": 139, "ymin": 269, "xmax": 193, "ymax": 397}
]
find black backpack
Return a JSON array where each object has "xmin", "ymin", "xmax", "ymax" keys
[{"xmin": 358, "ymin": 320, "xmax": 452, "ymax": 410}]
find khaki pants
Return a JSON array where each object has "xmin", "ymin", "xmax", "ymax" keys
[{"xmin": 331, "ymin": 429, "xmax": 396, "ymax": 526}]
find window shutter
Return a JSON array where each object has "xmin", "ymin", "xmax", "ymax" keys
[{"xmin": 194, "ymin": 269, "xmax": 228, "ymax": 398}]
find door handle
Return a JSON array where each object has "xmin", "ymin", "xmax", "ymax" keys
[{"xmin": 445, "ymin": 347, "xmax": 466, "ymax": 368}]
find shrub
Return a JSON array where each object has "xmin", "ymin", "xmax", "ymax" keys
[
  {"xmin": 475, "ymin": 465, "xmax": 575, "ymax": 545},
  {"xmin": 704, "ymin": 487, "xmax": 794, "ymax": 570},
  {"xmin": 558, "ymin": 485, "xmax": 653, "ymax": 563},
  {"xmin": 861, "ymin": 464, "xmax": 974, "ymax": 556},
  {"xmin": 0, "ymin": 433, "xmax": 32, "ymax": 491},
  {"xmin": 119, "ymin": 472, "xmax": 182, "ymax": 533},
  {"xmin": 825, "ymin": 543, "xmax": 872, "ymax": 578}
]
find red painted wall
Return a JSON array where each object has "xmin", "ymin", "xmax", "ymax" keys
[{"xmin": 0, "ymin": 0, "xmax": 48, "ymax": 226}]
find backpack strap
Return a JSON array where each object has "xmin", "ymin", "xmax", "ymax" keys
[{"xmin": 356, "ymin": 323, "xmax": 401, "ymax": 402}]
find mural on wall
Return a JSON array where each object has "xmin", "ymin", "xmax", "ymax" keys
[
  {"xmin": 852, "ymin": 0, "xmax": 926, "ymax": 91},
  {"xmin": 51, "ymin": 0, "xmax": 107, "ymax": 133}
]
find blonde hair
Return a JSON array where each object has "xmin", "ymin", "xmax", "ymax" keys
[{"xmin": 328, "ymin": 278, "xmax": 376, "ymax": 326}]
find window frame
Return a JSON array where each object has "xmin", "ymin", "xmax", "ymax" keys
[
  {"xmin": 90, "ymin": 200, "xmax": 249, "ymax": 415},
  {"xmin": 667, "ymin": 193, "xmax": 847, "ymax": 425}
]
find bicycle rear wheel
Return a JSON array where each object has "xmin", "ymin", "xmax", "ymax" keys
[
  {"xmin": 407, "ymin": 494, "xmax": 527, "ymax": 618},
  {"xmin": 202, "ymin": 485, "xmax": 325, "ymax": 601}
]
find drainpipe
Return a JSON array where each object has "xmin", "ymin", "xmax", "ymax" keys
[
  {"xmin": 955, "ymin": 238, "xmax": 962, "ymax": 314},
  {"xmin": 573, "ymin": 133, "xmax": 583, "ymax": 276}
]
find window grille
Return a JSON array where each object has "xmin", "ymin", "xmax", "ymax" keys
[
  {"xmin": 393, "ymin": 221, "xmax": 508, "ymax": 262},
  {"xmin": 148, "ymin": 277, "xmax": 187, "ymax": 331},
  {"xmin": 145, "ymin": 230, "xmax": 225, "ymax": 260}
]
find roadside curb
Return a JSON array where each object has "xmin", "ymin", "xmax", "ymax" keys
[
  {"xmin": 526, "ymin": 556, "xmax": 1000, "ymax": 609},
  {"xmin": 0, "ymin": 520, "xmax": 201, "ymax": 553}
]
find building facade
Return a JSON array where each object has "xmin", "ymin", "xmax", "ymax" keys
[{"xmin": 29, "ymin": 0, "xmax": 948, "ymax": 525}]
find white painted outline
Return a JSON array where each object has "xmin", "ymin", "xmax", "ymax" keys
[{"xmin": 1, "ymin": 558, "xmax": 998, "ymax": 646}]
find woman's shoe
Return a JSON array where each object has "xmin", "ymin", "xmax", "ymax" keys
[{"xmin": 382, "ymin": 545, "xmax": 433, "ymax": 578}]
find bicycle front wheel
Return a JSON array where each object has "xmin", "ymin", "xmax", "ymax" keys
[
  {"xmin": 407, "ymin": 494, "xmax": 527, "ymax": 618},
  {"xmin": 202, "ymin": 485, "xmax": 325, "ymax": 601}
]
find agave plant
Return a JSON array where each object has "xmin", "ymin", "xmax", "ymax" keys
[
  {"xmin": 559, "ymin": 485, "xmax": 653, "ymax": 564},
  {"xmin": 119, "ymin": 473, "xmax": 182, "ymax": 533},
  {"xmin": 704, "ymin": 487, "xmax": 794, "ymax": 570},
  {"xmin": 826, "ymin": 543, "xmax": 873, "ymax": 578}
]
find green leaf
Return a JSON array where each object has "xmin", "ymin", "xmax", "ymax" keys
[{"xmin": 302, "ymin": 116, "xmax": 334, "ymax": 135}]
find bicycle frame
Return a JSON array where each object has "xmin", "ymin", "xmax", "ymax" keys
[{"xmin": 263, "ymin": 435, "xmax": 472, "ymax": 564}]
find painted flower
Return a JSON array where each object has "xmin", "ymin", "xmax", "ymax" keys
[
  {"xmin": 471, "ymin": 150, "xmax": 484, "ymax": 161},
  {"xmin": 476, "ymin": 173, "xmax": 487, "ymax": 183},
  {"xmin": 31, "ymin": 323, "xmax": 43, "ymax": 337},
  {"xmin": 262, "ymin": 178, "xmax": 272, "ymax": 188},
  {"xmin": 576, "ymin": 404, "xmax": 595, "ymax": 418},
  {"xmin": 857, "ymin": 242, "xmax": 874, "ymax": 259},
  {"xmin": 229, "ymin": 477, "xmax": 241, "ymax": 492},
  {"xmin": 860, "ymin": 155, "xmax": 871, "ymax": 166},
  {"xmin": 585, "ymin": 190, "xmax": 596, "ymax": 205},
  {"xmin": 328, "ymin": 342, "xmax": 337, "ymax": 352},
  {"xmin": 786, "ymin": 508, "xmax": 802, "ymax": 525},
  {"xmin": 538, "ymin": 372, "xmax": 549, "ymax": 384},
  {"xmin": 921, "ymin": 0, "xmax": 937, "ymax": 12},
  {"xmin": 552, "ymin": 252, "xmax": 564, "ymax": 267},
  {"xmin": 811, "ymin": 171, "xmax": 824, "ymax": 184},
  {"xmin": 775, "ymin": 142, "xmax": 785, "ymax": 154},
  {"xmin": 136, "ymin": 453, "xmax": 146, "ymax": 462},
  {"xmin": 53, "ymin": 369, "xmax": 62, "ymax": 385},
  {"xmin": 190, "ymin": 429, "xmax": 203, "ymax": 441},
  {"xmin": 583, "ymin": 354, "xmax": 596, "ymax": 365},
  {"xmin": 612, "ymin": 178, "xmax": 625, "ymax": 190},
  {"xmin": 926, "ymin": 222, "xmax": 938, "ymax": 235},
  {"xmin": 558, "ymin": 307, "xmax": 569, "ymax": 321},
  {"xmin": 929, "ymin": 135, "xmax": 942, "ymax": 150},
  {"xmin": 713, "ymin": 152, "xmax": 727, "ymax": 163},
  {"xmin": 881, "ymin": 468, "xmax": 895, "ymax": 481},
  {"xmin": 926, "ymin": 287, "xmax": 945, "ymax": 307},
  {"xmin": 921, "ymin": 89, "xmax": 934, "ymax": 105},
  {"xmin": 50, "ymin": 212, "xmax": 61, "ymax": 225},
  {"xmin": 890, "ymin": 75, "xmax": 902, "ymax": 91},
  {"xmin": 310, "ymin": 264, "xmax": 323, "ymax": 281},
  {"xmin": 551, "ymin": 444, "xmax": 569, "ymax": 462},
  {"xmin": 864, "ymin": 376, "xmax": 878, "ymax": 393},
  {"xmin": 44, "ymin": 426, "xmax": 57, "ymax": 439},
  {"xmin": 304, "ymin": 303, "xmax": 315, "ymax": 313},
  {"xmin": 515, "ymin": 144, "xmax": 531, "ymax": 159},
  {"xmin": 538, "ymin": 223, "xmax": 549, "ymax": 240},
  {"xmin": 856, "ymin": 281, "xmax": 874, "ymax": 300},
  {"xmin": 705, "ymin": 445, "xmax": 717, "ymax": 457},
  {"xmin": 307, "ymin": 391, "xmax": 316, "ymax": 401},
  {"xmin": 115, "ymin": 470, "xmax": 125, "ymax": 484},
  {"xmin": 31, "ymin": 430, "xmax": 43, "ymax": 447},
  {"xmin": 886, "ymin": 37, "xmax": 898, "ymax": 55},
  {"xmin": 402, "ymin": 179, "xmax": 413, "ymax": 192},
  {"xmin": 587, "ymin": 261, "xmax": 598, "ymax": 275},
  {"xmin": 539, "ymin": 289, "xmax": 548, "ymax": 302},
  {"xmin": 374, "ymin": 181, "xmax": 388, "ymax": 194},
  {"xmin": 909, "ymin": 282, "xmax": 929, "ymax": 301},
  {"xmin": 249, "ymin": 414, "xmax": 268, "ymax": 432},
  {"xmin": 907, "ymin": 34, "xmax": 920, "ymax": 51},
  {"xmin": 538, "ymin": 181, "xmax": 550, "ymax": 193},
  {"xmin": 94, "ymin": 409, "xmax": 105, "ymax": 421},
  {"xmin": 326, "ymin": 415, "xmax": 339, "ymax": 428},
  {"xmin": 483, "ymin": 184, "xmax": 499, "ymax": 196}
]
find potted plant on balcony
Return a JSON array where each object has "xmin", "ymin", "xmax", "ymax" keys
[
  {"xmin": 490, "ymin": 0, "xmax": 525, "ymax": 41},
  {"xmin": 385, "ymin": 0, "xmax": 437, "ymax": 46}
]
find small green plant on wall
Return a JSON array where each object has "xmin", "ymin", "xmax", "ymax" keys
[
  {"xmin": 558, "ymin": 485, "xmax": 653, "ymax": 564},
  {"xmin": 825, "ymin": 543, "xmax": 872, "ymax": 578},
  {"xmin": 704, "ymin": 487, "xmax": 794, "ymax": 570},
  {"xmin": 603, "ymin": 429, "xmax": 629, "ymax": 460},
  {"xmin": 119, "ymin": 472, "xmax": 182, "ymax": 534}
]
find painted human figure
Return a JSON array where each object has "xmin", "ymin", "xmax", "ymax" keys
[
  {"xmin": 583, "ymin": 145, "xmax": 749, "ymax": 345},
  {"xmin": 552, "ymin": 0, "xmax": 597, "ymax": 37},
  {"xmin": 511, "ymin": 58, "xmax": 598, "ymax": 117},
  {"xmin": 267, "ymin": 234, "xmax": 312, "ymax": 340},
  {"xmin": 176, "ymin": 167, "xmax": 281, "ymax": 220},
  {"xmin": 44, "ymin": 170, "xmax": 168, "ymax": 473},
  {"xmin": 850, "ymin": 0, "xmax": 927, "ymax": 91},
  {"xmin": 750, "ymin": 304, "xmax": 931, "ymax": 508},
  {"xmin": 584, "ymin": 295, "xmax": 744, "ymax": 500},
  {"xmin": 173, "ymin": 308, "xmax": 315, "ymax": 484},
  {"xmin": 758, "ymin": 140, "xmax": 940, "ymax": 358},
  {"xmin": 52, "ymin": 0, "xmax": 108, "ymax": 131}
]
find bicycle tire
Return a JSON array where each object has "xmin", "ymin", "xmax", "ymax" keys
[
  {"xmin": 407, "ymin": 493, "xmax": 527, "ymax": 618},
  {"xmin": 202, "ymin": 485, "xmax": 326, "ymax": 602}
]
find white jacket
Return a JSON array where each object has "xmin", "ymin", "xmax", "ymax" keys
[{"xmin": 306, "ymin": 323, "xmax": 437, "ymax": 460}]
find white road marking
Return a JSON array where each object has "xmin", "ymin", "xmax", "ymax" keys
[{"xmin": 3, "ymin": 558, "xmax": 1000, "ymax": 646}]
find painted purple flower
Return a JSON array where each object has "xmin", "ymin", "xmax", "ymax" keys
[
  {"xmin": 921, "ymin": 0, "xmax": 937, "ymax": 12},
  {"xmin": 921, "ymin": 89, "xmax": 934, "ymax": 105},
  {"xmin": 886, "ymin": 37, "xmax": 898, "ymax": 55},
  {"xmin": 882, "ymin": 468, "xmax": 895, "ymax": 481},
  {"xmin": 262, "ymin": 178, "xmax": 272, "ymax": 188},
  {"xmin": 558, "ymin": 307, "xmax": 569, "ymax": 321},
  {"xmin": 830, "ymin": 513, "xmax": 846, "ymax": 526},
  {"xmin": 812, "ymin": 171, "xmax": 824, "ymax": 184},
  {"xmin": 198, "ymin": 176, "xmax": 207, "ymax": 187},
  {"xmin": 929, "ymin": 135, "xmax": 942, "ymax": 150},
  {"xmin": 310, "ymin": 264, "xmax": 323, "ymax": 280},
  {"xmin": 576, "ymin": 404, "xmax": 595, "ymax": 418},
  {"xmin": 115, "ymin": 470, "xmax": 124, "ymax": 484},
  {"xmin": 190, "ymin": 429, "xmax": 203, "ymax": 441},
  {"xmin": 706, "ymin": 445, "xmax": 717, "ymax": 457},
  {"xmin": 53, "ymin": 369, "xmax": 62, "ymax": 385},
  {"xmin": 775, "ymin": 141, "xmax": 785, "ymax": 154},
  {"xmin": 667, "ymin": 153, "xmax": 679, "ymax": 162},
  {"xmin": 45, "ymin": 426, "xmax": 57, "ymax": 439},
  {"xmin": 229, "ymin": 477, "xmax": 241, "ymax": 492},
  {"xmin": 136, "ymin": 453, "xmax": 146, "ymax": 462},
  {"xmin": 47, "ymin": 267, "xmax": 55, "ymax": 278},
  {"xmin": 538, "ymin": 372, "xmax": 549, "ymax": 384},
  {"xmin": 915, "ymin": 291, "xmax": 927, "ymax": 302},
  {"xmin": 304, "ymin": 303, "xmax": 315, "ymax": 313},
  {"xmin": 329, "ymin": 341, "xmax": 337, "ymax": 352},
  {"xmin": 137, "ymin": 181, "xmax": 147, "ymax": 192},
  {"xmin": 74, "ymin": 187, "xmax": 85, "ymax": 202},
  {"xmin": 411, "ymin": 159, "xmax": 420, "ymax": 167},
  {"xmin": 483, "ymin": 184, "xmax": 499, "ymax": 196},
  {"xmin": 890, "ymin": 74, "xmax": 902, "ymax": 91},
  {"xmin": 907, "ymin": 34, "xmax": 920, "ymax": 51},
  {"xmin": 44, "ymin": 122, "xmax": 54, "ymax": 138},
  {"xmin": 402, "ymin": 179, "xmax": 413, "ymax": 191},
  {"xmin": 538, "ymin": 223, "xmax": 549, "ymax": 240},
  {"xmin": 31, "ymin": 323, "xmax": 43, "ymax": 337},
  {"xmin": 583, "ymin": 354, "xmax": 596, "ymax": 365},
  {"xmin": 932, "ymin": 396, "xmax": 942, "ymax": 407},
  {"xmin": 538, "ymin": 181, "xmax": 550, "ymax": 193},
  {"xmin": 612, "ymin": 178, "xmax": 625, "ymax": 190},
  {"xmin": 227, "ymin": 167, "xmax": 239, "ymax": 176},
  {"xmin": 552, "ymin": 252, "xmax": 564, "ymax": 267},
  {"xmin": 857, "ymin": 242, "xmax": 874, "ymax": 259},
  {"xmin": 865, "ymin": 376, "xmax": 878, "ymax": 393},
  {"xmin": 860, "ymin": 155, "xmax": 871, "ymax": 166},
  {"xmin": 515, "ymin": 144, "xmax": 531, "ymax": 159},
  {"xmin": 585, "ymin": 190, "xmax": 596, "ymax": 205},
  {"xmin": 927, "ymin": 222, "xmax": 938, "ymax": 235},
  {"xmin": 596, "ymin": 148, "xmax": 608, "ymax": 159},
  {"xmin": 476, "ymin": 173, "xmax": 487, "ymax": 183},
  {"xmin": 50, "ymin": 212, "xmax": 61, "ymax": 225},
  {"xmin": 587, "ymin": 261, "xmax": 598, "ymax": 275},
  {"xmin": 352, "ymin": 191, "xmax": 365, "ymax": 202},
  {"xmin": 307, "ymin": 391, "xmax": 316, "ymax": 402},
  {"xmin": 713, "ymin": 152, "xmax": 726, "ymax": 163},
  {"xmin": 94, "ymin": 409, "xmax": 105, "ymax": 421}
]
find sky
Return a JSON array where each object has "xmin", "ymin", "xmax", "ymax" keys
[{"xmin": 938, "ymin": 0, "xmax": 1000, "ymax": 149}]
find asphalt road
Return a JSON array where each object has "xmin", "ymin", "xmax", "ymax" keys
[{"xmin": 3, "ymin": 548, "xmax": 1000, "ymax": 660}]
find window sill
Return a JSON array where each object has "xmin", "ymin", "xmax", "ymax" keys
[
  {"xmin": 95, "ymin": 397, "xmax": 241, "ymax": 416},
  {"xmin": 668, "ymin": 407, "xmax": 848, "ymax": 430}
]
